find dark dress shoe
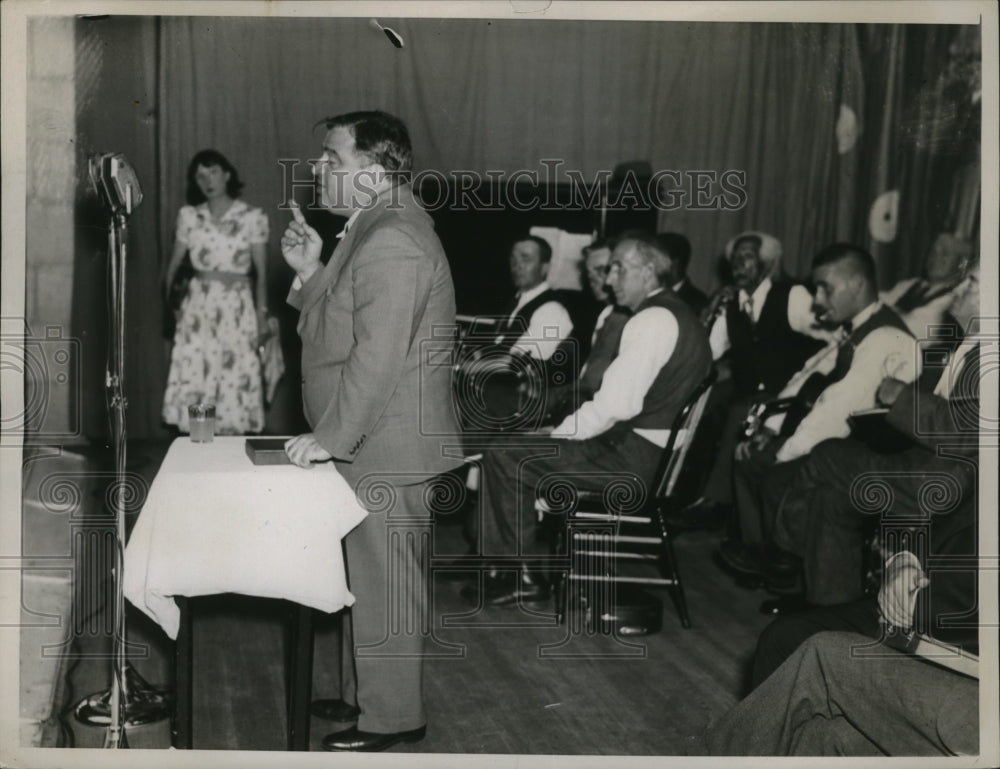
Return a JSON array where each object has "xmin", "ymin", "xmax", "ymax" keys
[
  {"xmin": 759, "ymin": 594, "xmax": 810, "ymax": 615},
  {"xmin": 434, "ymin": 550, "xmax": 487, "ymax": 582},
  {"xmin": 458, "ymin": 569, "xmax": 512, "ymax": 605},
  {"xmin": 310, "ymin": 698, "xmax": 360, "ymax": 722},
  {"xmin": 664, "ymin": 498, "xmax": 730, "ymax": 532},
  {"xmin": 484, "ymin": 570, "xmax": 550, "ymax": 606},
  {"xmin": 322, "ymin": 724, "xmax": 426, "ymax": 752},
  {"xmin": 716, "ymin": 539, "xmax": 767, "ymax": 578}
]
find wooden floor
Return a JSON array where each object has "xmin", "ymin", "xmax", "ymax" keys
[{"xmin": 59, "ymin": 439, "xmax": 775, "ymax": 754}]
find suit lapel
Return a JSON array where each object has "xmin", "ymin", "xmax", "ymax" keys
[
  {"xmin": 296, "ymin": 184, "xmax": 418, "ymax": 318},
  {"xmin": 296, "ymin": 208, "xmax": 373, "ymax": 317}
]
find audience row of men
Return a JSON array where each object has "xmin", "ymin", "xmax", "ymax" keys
[
  {"xmin": 449, "ymin": 224, "xmax": 982, "ymax": 756},
  {"xmin": 453, "ymin": 230, "xmax": 712, "ymax": 604}
]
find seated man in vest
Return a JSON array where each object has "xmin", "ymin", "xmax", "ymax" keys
[
  {"xmin": 882, "ymin": 231, "xmax": 973, "ymax": 338},
  {"xmin": 543, "ymin": 238, "xmax": 631, "ymax": 423},
  {"xmin": 743, "ymin": 259, "xmax": 983, "ymax": 628},
  {"xmin": 717, "ymin": 243, "xmax": 919, "ymax": 594},
  {"xmin": 656, "ymin": 231, "xmax": 709, "ymax": 316},
  {"xmin": 700, "ymin": 285, "xmax": 983, "ymax": 750},
  {"xmin": 460, "ymin": 232, "xmax": 712, "ymax": 606},
  {"xmin": 668, "ymin": 230, "xmax": 830, "ymax": 530},
  {"xmin": 457, "ymin": 234, "xmax": 575, "ymax": 428}
]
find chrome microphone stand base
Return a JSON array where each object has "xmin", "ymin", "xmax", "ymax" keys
[{"xmin": 73, "ymin": 664, "xmax": 172, "ymax": 730}]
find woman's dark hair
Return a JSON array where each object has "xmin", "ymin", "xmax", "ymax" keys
[{"xmin": 185, "ymin": 149, "xmax": 244, "ymax": 205}]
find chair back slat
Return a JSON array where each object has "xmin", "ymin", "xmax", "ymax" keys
[{"xmin": 653, "ymin": 368, "xmax": 717, "ymax": 499}]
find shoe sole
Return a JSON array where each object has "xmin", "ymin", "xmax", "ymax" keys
[
  {"xmin": 323, "ymin": 728, "xmax": 426, "ymax": 752},
  {"xmin": 486, "ymin": 593, "xmax": 551, "ymax": 607}
]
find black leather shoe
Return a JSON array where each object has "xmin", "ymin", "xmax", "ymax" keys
[
  {"xmin": 759, "ymin": 594, "xmax": 809, "ymax": 615},
  {"xmin": 458, "ymin": 569, "xmax": 512, "ymax": 605},
  {"xmin": 716, "ymin": 539, "xmax": 767, "ymax": 578},
  {"xmin": 664, "ymin": 498, "xmax": 731, "ymax": 532},
  {"xmin": 434, "ymin": 551, "xmax": 490, "ymax": 582},
  {"xmin": 310, "ymin": 698, "xmax": 360, "ymax": 722},
  {"xmin": 322, "ymin": 724, "xmax": 426, "ymax": 752},
  {"xmin": 484, "ymin": 570, "xmax": 550, "ymax": 606}
]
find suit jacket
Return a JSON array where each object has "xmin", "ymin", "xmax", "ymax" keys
[{"xmin": 288, "ymin": 184, "xmax": 461, "ymax": 487}]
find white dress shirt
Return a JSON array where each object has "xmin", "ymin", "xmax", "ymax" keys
[
  {"xmin": 551, "ymin": 288, "xmax": 677, "ymax": 447},
  {"xmin": 709, "ymin": 278, "xmax": 834, "ymax": 360},
  {"xmin": 934, "ymin": 335, "xmax": 981, "ymax": 398},
  {"xmin": 881, "ymin": 277, "xmax": 958, "ymax": 339},
  {"xmin": 769, "ymin": 301, "xmax": 920, "ymax": 463},
  {"xmin": 501, "ymin": 281, "xmax": 574, "ymax": 360}
]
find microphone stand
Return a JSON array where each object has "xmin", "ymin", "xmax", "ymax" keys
[{"xmin": 72, "ymin": 185, "xmax": 170, "ymax": 746}]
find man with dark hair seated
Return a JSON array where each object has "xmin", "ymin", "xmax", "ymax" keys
[
  {"xmin": 459, "ymin": 233, "xmax": 711, "ymax": 606},
  {"xmin": 456, "ymin": 234, "xmax": 576, "ymax": 427},
  {"xmin": 716, "ymin": 243, "xmax": 919, "ymax": 601},
  {"xmin": 746, "ymin": 260, "xmax": 983, "ymax": 679},
  {"xmin": 696, "ymin": 329, "xmax": 982, "ymax": 755},
  {"xmin": 655, "ymin": 231, "xmax": 709, "ymax": 315},
  {"xmin": 669, "ymin": 231, "xmax": 830, "ymax": 530}
]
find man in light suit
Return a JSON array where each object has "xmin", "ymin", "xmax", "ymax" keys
[{"xmin": 281, "ymin": 111, "xmax": 460, "ymax": 752}]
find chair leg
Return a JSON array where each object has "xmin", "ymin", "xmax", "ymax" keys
[
  {"xmin": 554, "ymin": 570, "xmax": 568, "ymax": 623},
  {"xmin": 663, "ymin": 535, "xmax": 691, "ymax": 628}
]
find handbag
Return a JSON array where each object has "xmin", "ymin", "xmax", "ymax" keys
[
  {"xmin": 163, "ymin": 253, "xmax": 195, "ymax": 340},
  {"xmin": 258, "ymin": 315, "xmax": 286, "ymax": 405}
]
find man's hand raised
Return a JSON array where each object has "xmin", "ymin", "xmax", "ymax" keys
[{"xmin": 280, "ymin": 201, "xmax": 323, "ymax": 283}]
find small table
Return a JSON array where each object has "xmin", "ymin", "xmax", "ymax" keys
[{"xmin": 123, "ymin": 437, "xmax": 367, "ymax": 750}]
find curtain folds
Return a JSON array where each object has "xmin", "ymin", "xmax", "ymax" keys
[{"xmin": 95, "ymin": 16, "xmax": 974, "ymax": 439}]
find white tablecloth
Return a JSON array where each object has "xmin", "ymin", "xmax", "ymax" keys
[{"xmin": 124, "ymin": 437, "xmax": 367, "ymax": 640}]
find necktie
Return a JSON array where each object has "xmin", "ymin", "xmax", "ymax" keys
[{"xmin": 742, "ymin": 296, "xmax": 755, "ymax": 322}]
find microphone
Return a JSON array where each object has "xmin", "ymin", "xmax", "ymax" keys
[{"xmin": 89, "ymin": 153, "xmax": 143, "ymax": 215}]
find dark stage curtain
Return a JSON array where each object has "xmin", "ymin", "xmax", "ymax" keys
[{"xmin": 71, "ymin": 16, "xmax": 980, "ymax": 440}]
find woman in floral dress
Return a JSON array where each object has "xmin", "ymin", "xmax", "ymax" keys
[{"xmin": 161, "ymin": 149, "xmax": 270, "ymax": 434}]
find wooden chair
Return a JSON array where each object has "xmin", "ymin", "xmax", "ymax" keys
[{"xmin": 538, "ymin": 368, "xmax": 717, "ymax": 629}]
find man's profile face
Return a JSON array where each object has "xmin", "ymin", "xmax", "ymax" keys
[
  {"xmin": 509, "ymin": 240, "xmax": 547, "ymax": 291},
  {"xmin": 314, "ymin": 125, "xmax": 380, "ymax": 214},
  {"xmin": 948, "ymin": 263, "xmax": 980, "ymax": 329},
  {"xmin": 585, "ymin": 247, "xmax": 612, "ymax": 300},
  {"xmin": 812, "ymin": 260, "xmax": 861, "ymax": 325},
  {"xmin": 730, "ymin": 239, "xmax": 766, "ymax": 291},
  {"xmin": 607, "ymin": 242, "xmax": 651, "ymax": 311},
  {"xmin": 925, "ymin": 234, "xmax": 971, "ymax": 285}
]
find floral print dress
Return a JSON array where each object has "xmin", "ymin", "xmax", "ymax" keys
[{"xmin": 162, "ymin": 200, "xmax": 269, "ymax": 434}]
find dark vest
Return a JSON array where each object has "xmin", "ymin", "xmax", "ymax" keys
[
  {"xmin": 622, "ymin": 289, "xmax": 712, "ymax": 432},
  {"xmin": 579, "ymin": 307, "xmax": 630, "ymax": 395},
  {"xmin": 780, "ymin": 303, "xmax": 914, "ymax": 437},
  {"xmin": 494, "ymin": 288, "xmax": 563, "ymax": 351},
  {"xmin": 894, "ymin": 279, "xmax": 955, "ymax": 313},
  {"xmin": 828, "ymin": 303, "xmax": 913, "ymax": 384},
  {"xmin": 727, "ymin": 281, "xmax": 825, "ymax": 395},
  {"xmin": 495, "ymin": 287, "xmax": 580, "ymax": 387}
]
